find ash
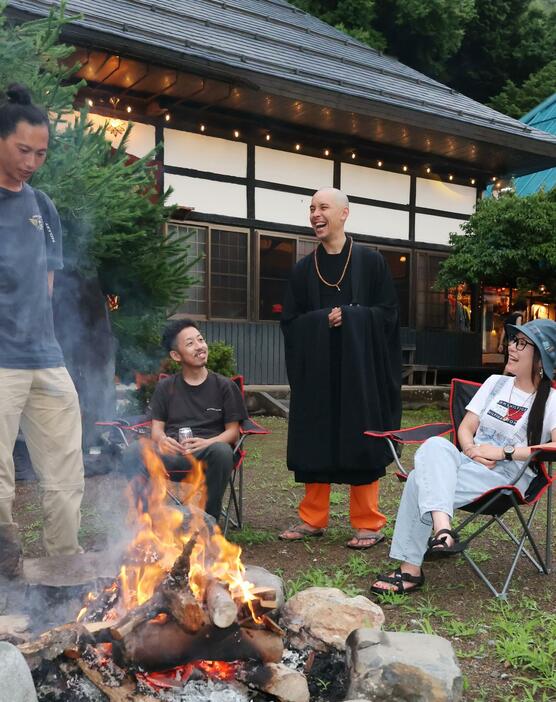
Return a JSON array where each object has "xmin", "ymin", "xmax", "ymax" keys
[
  {"xmin": 159, "ymin": 679, "xmax": 252, "ymax": 702},
  {"xmin": 281, "ymin": 646, "xmax": 308, "ymax": 672}
]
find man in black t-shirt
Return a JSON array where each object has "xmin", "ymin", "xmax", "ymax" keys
[{"xmin": 124, "ymin": 320, "xmax": 247, "ymax": 520}]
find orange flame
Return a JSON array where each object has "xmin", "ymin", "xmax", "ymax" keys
[{"xmin": 91, "ymin": 438, "xmax": 260, "ymax": 621}]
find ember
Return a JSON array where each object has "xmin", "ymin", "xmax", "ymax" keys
[{"xmin": 71, "ymin": 439, "xmax": 283, "ymax": 688}]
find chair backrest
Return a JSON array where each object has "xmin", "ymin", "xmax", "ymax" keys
[{"xmin": 449, "ymin": 378, "xmax": 481, "ymax": 450}]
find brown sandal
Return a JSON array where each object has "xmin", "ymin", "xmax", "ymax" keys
[
  {"xmin": 346, "ymin": 531, "xmax": 384, "ymax": 550},
  {"xmin": 279, "ymin": 523, "xmax": 324, "ymax": 541}
]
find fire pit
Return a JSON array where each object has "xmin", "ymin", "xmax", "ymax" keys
[{"xmin": 11, "ymin": 443, "xmax": 314, "ymax": 702}]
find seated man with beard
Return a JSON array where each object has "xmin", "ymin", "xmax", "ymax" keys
[{"xmin": 123, "ymin": 319, "xmax": 247, "ymax": 521}]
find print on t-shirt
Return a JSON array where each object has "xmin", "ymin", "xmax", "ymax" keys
[{"xmin": 488, "ymin": 400, "xmax": 529, "ymax": 426}]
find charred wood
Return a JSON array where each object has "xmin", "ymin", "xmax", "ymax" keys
[
  {"xmin": 18, "ymin": 622, "xmax": 95, "ymax": 670},
  {"xmin": 112, "ymin": 620, "xmax": 283, "ymax": 672}
]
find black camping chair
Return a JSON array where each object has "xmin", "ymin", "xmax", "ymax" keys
[
  {"xmin": 95, "ymin": 375, "xmax": 269, "ymax": 536},
  {"xmin": 365, "ymin": 378, "xmax": 555, "ymax": 599}
]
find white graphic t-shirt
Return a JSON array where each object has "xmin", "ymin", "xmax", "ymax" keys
[{"xmin": 466, "ymin": 375, "xmax": 556, "ymax": 469}]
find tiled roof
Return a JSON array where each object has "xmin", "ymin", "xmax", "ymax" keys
[
  {"xmin": 514, "ymin": 94, "xmax": 556, "ymax": 194},
  {"xmin": 7, "ymin": 0, "xmax": 556, "ymax": 154}
]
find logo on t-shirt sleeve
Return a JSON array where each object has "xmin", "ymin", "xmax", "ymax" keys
[{"xmin": 29, "ymin": 215, "xmax": 43, "ymax": 231}]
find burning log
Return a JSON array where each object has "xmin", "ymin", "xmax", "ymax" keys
[
  {"xmin": 18, "ymin": 622, "xmax": 95, "ymax": 671},
  {"xmin": 206, "ymin": 580, "xmax": 238, "ymax": 628},
  {"xmin": 112, "ymin": 619, "xmax": 284, "ymax": 672}
]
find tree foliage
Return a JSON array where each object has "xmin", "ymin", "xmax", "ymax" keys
[
  {"xmin": 290, "ymin": 0, "xmax": 386, "ymax": 50},
  {"xmin": 436, "ymin": 189, "xmax": 556, "ymax": 295},
  {"xmin": 0, "ymin": 3, "xmax": 197, "ymax": 376},
  {"xmin": 372, "ymin": 0, "xmax": 475, "ymax": 79},
  {"xmin": 487, "ymin": 59, "xmax": 556, "ymax": 119},
  {"xmin": 448, "ymin": 1, "xmax": 556, "ymax": 104},
  {"xmin": 289, "ymin": 0, "xmax": 556, "ymax": 110}
]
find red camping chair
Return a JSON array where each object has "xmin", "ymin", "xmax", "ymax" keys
[
  {"xmin": 365, "ymin": 378, "xmax": 555, "ymax": 599},
  {"xmin": 95, "ymin": 375, "xmax": 269, "ymax": 536}
]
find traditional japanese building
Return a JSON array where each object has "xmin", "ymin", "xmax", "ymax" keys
[{"xmin": 7, "ymin": 0, "xmax": 556, "ymax": 382}]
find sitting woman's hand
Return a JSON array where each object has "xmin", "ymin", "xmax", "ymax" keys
[{"xmin": 463, "ymin": 443, "xmax": 501, "ymax": 468}]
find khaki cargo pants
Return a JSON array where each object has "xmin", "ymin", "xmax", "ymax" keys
[{"xmin": 0, "ymin": 367, "xmax": 84, "ymax": 555}]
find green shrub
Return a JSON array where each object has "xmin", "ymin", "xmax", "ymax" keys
[{"xmin": 206, "ymin": 341, "xmax": 237, "ymax": 377}]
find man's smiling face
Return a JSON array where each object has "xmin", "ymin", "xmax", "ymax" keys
[{"xmin": 309, "ymin": 189, "xmax": 349, "ymax": 243}]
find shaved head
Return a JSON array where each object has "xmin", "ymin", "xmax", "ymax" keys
[
  {"xmin": 309, "ymin": 187, "xmax": 350, "ymax": 249},
  {"xmin": 313, "ymin": 187, "xmax": 349, "ymax": 208}
]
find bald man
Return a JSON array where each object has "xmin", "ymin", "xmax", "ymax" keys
[{"xmin": 280, "ymin": 188, "xmax": 402, "ymax": 549}]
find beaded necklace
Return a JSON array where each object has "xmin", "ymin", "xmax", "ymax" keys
[{"xmin": 314, "ymin": 236, "xmax": 353, "ymax": 292}]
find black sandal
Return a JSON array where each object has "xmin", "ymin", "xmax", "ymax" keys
[
  {"xmin": 424, "ymin": 528, "xmax": 465, "ymax": 561},
  {"xmin": 370, "ymin": 567, "xmax": 425, "ymax": 595}
]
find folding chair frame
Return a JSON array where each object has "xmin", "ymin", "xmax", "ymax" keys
[
  {"xmin": 95, "ymin": 375, "xmax": 269, "ymax": 536},
  {"xmin": 366, "ymin": 378, "xmax": 555, "ymax": 599}
]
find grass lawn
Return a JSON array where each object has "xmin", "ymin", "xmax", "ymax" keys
[{"xmin": 11, "ymin": 407, "xmax": 556, "ymax": 701}]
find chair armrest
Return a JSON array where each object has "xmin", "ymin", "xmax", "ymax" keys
[
  {"xmin": 240, "ymin": 417, "xmax": 270, "ymax": 435},
  {"xmin": 365, "ymin": 422, "xmax": 452, "ymax": 445},
  {"xmin": 529, "ymin": 445, "xmax": 556, "ymax": 462}
]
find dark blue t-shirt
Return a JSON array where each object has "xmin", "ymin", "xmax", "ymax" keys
[{"xmin": 0, "ymin": 184, "xmax": 65, "ymax": 368}]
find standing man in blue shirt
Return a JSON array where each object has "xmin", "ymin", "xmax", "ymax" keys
[{"xmin": 0, "ymin": 84, "xmax": 84, "ymax": 578}]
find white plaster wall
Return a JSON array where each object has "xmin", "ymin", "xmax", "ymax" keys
[
  {"xmin": 341, "ymin": 163, "xmax": 410, "ymax": 204},
  {"xmin": 416, "ymin": 178, "xmax": 476, "ymax": 214},
  {"xmin": 164, "ymin": 129, "xmax": 247, "ymax": 176},
  {"xmin": 255, "ymin": 147, "xmax": 333, "ymax": 189},
  {"xmin": 255, "ymin": 188, "xmax": 311, "ymax": 227},
  {"xmin": 57, "ymin": 112, "xmax": 155, "ymax": 158},
  {"xmin": 347, "ymin": 202, "xmax": 409, "ymax": 239},
  {"xmin": 415, "ymin": 213, "xmax": 466, "ymax": 245},
  {"xmin": 165, "ymin": 174, "xmax": 246, "ymax": 218}
]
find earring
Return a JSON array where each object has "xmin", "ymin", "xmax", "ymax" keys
[{"xmin": 539, "ymin": 367, "xmax": 544, "ymax": 378}]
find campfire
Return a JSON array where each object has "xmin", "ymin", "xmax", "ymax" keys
[{"xmin": 18, "ymin": 441, "xmax": 288, "ymax": 699}]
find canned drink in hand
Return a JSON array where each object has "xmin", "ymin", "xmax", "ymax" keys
[{"xmin": 178, "ymin": 427, "xmax": 193, "ymax": 445}]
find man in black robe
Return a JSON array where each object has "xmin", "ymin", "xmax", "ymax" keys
[{"xmin": 279, "ymin": 188, "xmax": 401, "ymax": 549}]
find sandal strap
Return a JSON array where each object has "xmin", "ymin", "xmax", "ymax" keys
[
  {"xmin": 428, "ymin": 528, "xmax": 459, "ymax": 549},
  {"xmin": 374, "ymin": 567, "xmax": 424, "ymax": 592}
]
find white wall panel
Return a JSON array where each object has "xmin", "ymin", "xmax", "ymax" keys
[
  {"xmin": 416, "ymin": 178, "xmax": 476, "ymax": 214},
  {"xmin": 347, "ymin": 203, "xmax": 409, "ymax": 240},
  {"xmin": 255, "ymin": 147, "xmax": 333, "ymax": 189},
  {"xmin": 341, "ymin": 163, "xmax": 410, "ymax": 204},
  {"xmin": 415, "ymin": 213, "xmax": 466, "ymax": 245},
  {"xmin": 59, "ymin": 113, "xmax": 155, "ymax": 157},
  {"xmin": 255, "ymin": 188, "xmax": 311, "ymax": 227},
  {"xmin": 166, "ymin": 174, "xmax": 246, "ymax": 218},
  {"xmin": 164, "ymin": 129, "xmax": 246, "ymax": 176}
]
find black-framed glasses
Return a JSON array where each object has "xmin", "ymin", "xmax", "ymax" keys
[{"xmin": 508, "ymin": 336, "xmax": 535, "ymax": 351}]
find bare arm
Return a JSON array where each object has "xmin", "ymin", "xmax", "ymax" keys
[{"xmin": 47, "ymin": 271, "xmax": 54, "ymax": 298}]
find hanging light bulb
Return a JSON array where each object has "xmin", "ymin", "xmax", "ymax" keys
[
  {"xmin": 265, "ymin": 133, "xmax": 271, "ymax": 141},
  {"xmin": 164, "ymin": 112, "xmax": 171, "ymax": 122},
  {"xmin": 233, "ymin": 129, "xmax": 240, "ymax": 138},
  {"xmin": 448, "ymin": 174, "xmax": 453, "ymax": 181},
  {"xmin": 351, "ymin": 152, "xmax": 356, "ymax": 160},
  {"xmin": 126, "ymin": 105, "xmax": 132, "ymax": 113},
  {"xmin": 295, "ymin": 143, "xmax": 301, "ymax": 151},
  {"xmin": 324, "ymin": 148, "xmax": 330, "ymax": 156},
  {"xmin": 200, "ymin": 124, "xmax": 206, "ymax": 132},
  {"xmin": 426, "ymin": 167, "xmax": 431, "ymax": 174},
  {"xmin": 377, "ymin": 160, "xmax": 383, "ymax": 167},
  {"xmin": 402, "ymin": 165, "xmax": 408, "ymax": 172}
]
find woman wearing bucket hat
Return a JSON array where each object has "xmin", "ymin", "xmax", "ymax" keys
[{"xmin": 371, "ymin": 318, "xmax": 556, "ymax": 595}]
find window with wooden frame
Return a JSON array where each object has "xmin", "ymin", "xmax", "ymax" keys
[{"xmin": 168, "ymin": 222, "xmax": 249, "ymax": 320}]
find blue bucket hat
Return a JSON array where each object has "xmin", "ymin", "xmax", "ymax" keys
[{"xmin": 506, "ymin": 319, "xmax": 556, "ymax": 379}]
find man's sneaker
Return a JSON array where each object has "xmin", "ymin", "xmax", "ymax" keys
[{"xmin": 0, "ymin": 524, "xmax": 23, "ymax": 579}]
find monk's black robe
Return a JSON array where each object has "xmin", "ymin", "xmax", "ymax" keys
[{"xmin": 281, "ymin": 243, "xmax": 402, "ymax": 485}]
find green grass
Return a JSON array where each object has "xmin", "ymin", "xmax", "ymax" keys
[{"xmin": 228, "ymin": 525, "xmax": 276, "ymax": 546}]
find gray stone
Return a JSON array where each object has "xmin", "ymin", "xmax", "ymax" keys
[
  {"xmin": 346, "ymin": 629, "xmax": 463, "ymax": 702},
  {"xmin": 23, "ymin": 550, "xmax": 120, "ymax": 588},
  {"xmin": 281, "ymin": 587, "xmax": 384, "ymax": 652},
  {"xmin": 244, "ymin": 564, "xmax": 285, "ymax": 612},
  {"xmin": 0, "ymin": 641, "xmax": 38, "ymax": 702},
  {"xmin": 240, "ymin": 662, "xmax": 309, "ymax": 702}
]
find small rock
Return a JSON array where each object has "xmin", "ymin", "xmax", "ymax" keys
[
  {"xmin": 0, "ymin": 641, "xmax": 38, "ymax": 701},
  {"xmin": 281, "ymin": 587, "xmax": 384, "ymax": 652},
  {"xmin": 346, "ymin": 628, "xmax": 463, "ymax": 702}
]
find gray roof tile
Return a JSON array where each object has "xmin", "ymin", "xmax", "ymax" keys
[{"xmin": 7, "ymin": 0, "xmax": 556, "ymax": 148}]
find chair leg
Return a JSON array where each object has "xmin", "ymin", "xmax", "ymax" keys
[{"xmin": 546, "ymin": 466, "xmax": 553, "ymax": 574}]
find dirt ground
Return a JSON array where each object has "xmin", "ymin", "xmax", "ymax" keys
[{"xmin": 11, "ymin": 410, "xmax": 556, "ymax": 702}]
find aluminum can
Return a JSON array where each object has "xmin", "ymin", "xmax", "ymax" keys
[{"xmin": 178, "ymin": 427, "xmax": 193, "ymax": 444}]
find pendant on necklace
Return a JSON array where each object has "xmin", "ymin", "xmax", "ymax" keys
[{"xmin": 336, "ymin": 284, "xmax": 341, "ymax": 291}]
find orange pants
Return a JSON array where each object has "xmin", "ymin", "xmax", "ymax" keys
[{"xmin": 298, "ymin": 482, "xmax": 386, "ymax": 531}]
